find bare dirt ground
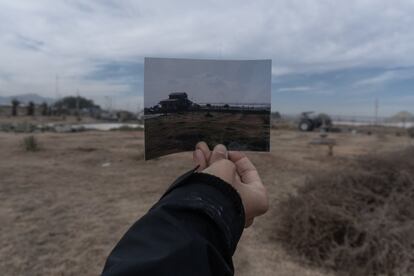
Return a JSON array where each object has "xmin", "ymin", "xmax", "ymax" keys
[{"xmin": 0, "ymin": 128, "xmax": 412, "ymax": 276}]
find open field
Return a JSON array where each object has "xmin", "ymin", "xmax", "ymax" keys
[
  {"xmin": 0, "ymin": 129, "xmax": 413, "ymax": 275},
  {"xmin": 145, "ymin": 111, "xmax": 270, "ymax": 159}
]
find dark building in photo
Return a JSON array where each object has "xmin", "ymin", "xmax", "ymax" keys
[{"xmin": 159, "ymin": 92, "xmax": 194, "ymax": 112}]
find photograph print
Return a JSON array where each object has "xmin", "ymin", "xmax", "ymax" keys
[{"xmin": 144, "ymin": 57, "xmax": 271, "ymax": 160}]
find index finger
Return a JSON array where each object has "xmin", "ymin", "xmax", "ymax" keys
[
  {"xmin": 228, "ymin": 151, "xmax": 262, "ymax": 184},
  {"xmin": 196, "ymin": 141, "xmax": 211, "ymax": 162}
]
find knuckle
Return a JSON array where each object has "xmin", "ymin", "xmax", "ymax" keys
[
  {"xmin": 255, "ymin": 202, "xmax": 268, "ymax": 216},
  {"xmin": 261, "ymin": 200, "xmax": 269, "ymax": 213},
  {"xmin": 256, "ymin": 194, "xmax": 269, "ymax": 214},
  {"xmin": 261, "ymin": 198, "xmax": 269, "ymax": 213}
]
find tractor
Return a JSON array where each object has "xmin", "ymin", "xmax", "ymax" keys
[{"xmin": 298, "ymin": 111, "xmax": 333, "ymax": 132}]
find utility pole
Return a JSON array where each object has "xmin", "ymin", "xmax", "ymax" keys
[
  {"xmin": 76, "ymin": 89, "xmax": 80, "ymax": 121},
  {"xmin": 105, "ymin": 96, "xmax": 112, "ymax": 112},
  {"xmin": 55, "ymin": 74, "xmax": 60, "ymax": 100},
  {"xmin": 55, "ymin": 74, "xmax": 61, "ymax": 116}
]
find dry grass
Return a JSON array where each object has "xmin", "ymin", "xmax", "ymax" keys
[
  {"xmin": 271, "ymin": 119, "xmax": 297, "ymax": 131},
  {"xmin": 1, "ymin": 128, "xmax": 411, "ymax": 276},
  {"xmin": 275, "ymin": 147, "xmax": 414, "ymax": 275}
]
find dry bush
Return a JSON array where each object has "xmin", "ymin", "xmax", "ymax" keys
[
  {"xmin": 23, "ymin": 135, "xmax": 39, "ymax": 152},
  {"xmin": 408, "ymin": 127, "xmax": 414, "ymax": 138},
  {"xmin": 275, "ymin": 147, "xmax": 414, "ymax": 276}
]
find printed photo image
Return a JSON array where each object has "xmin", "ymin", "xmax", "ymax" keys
[{"xmin": 144, "ymin": 57, "xmax": 271, "ymax": 160}]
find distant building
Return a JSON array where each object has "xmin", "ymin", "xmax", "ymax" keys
[
  {"xmin": 0, "ymin": 105, "xmax": 12, "ymax": 116},
  {"xmin": 116, "ymin": 110, "xmax": 137, "ymax": 122},
  {"xmin": 159, "ymin": 92, "xmax": 194, "ymax": 112},
  {"xmin": 0, "ymin": 104, "xmax": 41, "ymax": 116}
]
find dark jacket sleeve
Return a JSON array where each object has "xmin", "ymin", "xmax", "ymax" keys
[{"xmin": 102, "ymin": 168, "xmax": 245, "ymax": 276}]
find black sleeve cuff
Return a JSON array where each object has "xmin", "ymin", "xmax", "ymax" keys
[{"xmin": 154, "ymin": 169, "xmax": 245, "ymax": 255}]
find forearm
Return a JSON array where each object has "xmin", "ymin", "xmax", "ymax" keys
[{"xmin": 102, "ymin": 171, "xmax": 245, "ymax": 276}]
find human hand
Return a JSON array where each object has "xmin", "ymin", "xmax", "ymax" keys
[{"xmin": 193, "ymin": 142, "xmax": 269, "ymax": 227}]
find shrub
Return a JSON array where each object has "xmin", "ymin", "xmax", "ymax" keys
[
  {"xmin": 111, "ymin": 125, "xmax": 143, "ymax": 132},
  {"xmin": 275, "ymin": 147, "xmax": 414, "ymax": 276},
  {"xmin": 23, "ymin": 136, "xmax": 39, "ymax": 152},
  {"xmin": 408, "ymin": 127, "xmax": 414, "ymax": 138}
]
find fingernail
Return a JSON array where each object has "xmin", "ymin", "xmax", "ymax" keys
[{"xmin": 215, "ymin": 144, "xmax": 228, "ymax": 157}]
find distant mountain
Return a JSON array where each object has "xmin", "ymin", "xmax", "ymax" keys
[{"xmin": 0, "ymin": 93, "xmax": 55, "ymax": 105}]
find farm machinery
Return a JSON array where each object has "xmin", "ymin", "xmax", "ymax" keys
[{"xmin": 298, "ymin": 111, "xmax": 333, "ymax": 132}]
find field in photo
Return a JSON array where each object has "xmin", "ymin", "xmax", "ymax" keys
[{"xmin": 145, "ymin": 111, "xmax": 270, "ymax": 159}]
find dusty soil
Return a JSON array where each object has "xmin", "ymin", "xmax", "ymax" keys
[
  {"xmin": 145, "ymin": 112, "xmax": 270, "ymax": 159},
  {"xmin": 0, "ymin": 128, "xmax": 412, "ymax": 276}
]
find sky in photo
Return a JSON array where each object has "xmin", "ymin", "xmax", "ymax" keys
[
  {"xmin": 0, "ymin": 1, "xmax": 414, "ymax": 116},
  {"xmin": 144, "ymin": 58, "xmax": 271, "ymax": 108}
]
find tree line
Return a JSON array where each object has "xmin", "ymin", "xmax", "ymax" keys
[{"xmin": 10, "ymin": 96, "xmax": 100, "ymax": 116}]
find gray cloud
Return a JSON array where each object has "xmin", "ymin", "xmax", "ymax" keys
[
  {"xmin": 0, "ymin": 0, "xmax": 413, "ymax": 113},
  {"xmin": 277, "ymin": 86, "xmax": 313, "ymax": 93}
]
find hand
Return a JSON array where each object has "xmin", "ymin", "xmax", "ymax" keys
[{"xmin": 193, "ymin": 142, "xmax": 269, "ymax": 228}]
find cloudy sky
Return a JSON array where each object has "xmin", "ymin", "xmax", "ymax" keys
[
  {"xmin": 145, "ymin": 58, "xmax": 271, "ymax": 107},
  {"xmin": 0, "ymin": 0, "xmax": 413, "ymax": 116}
]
